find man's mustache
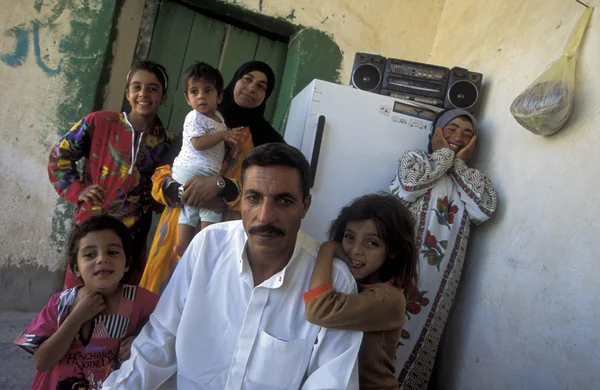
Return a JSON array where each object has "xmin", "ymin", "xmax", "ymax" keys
[{"xmin": 249, "ymin": 224, "xmax": 285, "ymax": 236}]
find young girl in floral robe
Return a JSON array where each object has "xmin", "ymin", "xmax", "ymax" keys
[
  {"xmin": 390, "ymin": 108, "xmax": 498, "ymax": 389},
  {"xmin": 48, "ymin": 61, "xmax": 173, "ymax": 287}
]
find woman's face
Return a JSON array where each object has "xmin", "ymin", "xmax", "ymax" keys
[
  {"xmin": 233, "ymin": 71, "xmax": 269, "ymax": 109},
  {"xmin": 440, "ymin": 116, "xmax": 474, "ymax": 152}
]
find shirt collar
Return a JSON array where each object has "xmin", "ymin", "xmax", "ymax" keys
[{"xmin": 239, "ymin": 230, "xmax": 306, "ymax": 289}]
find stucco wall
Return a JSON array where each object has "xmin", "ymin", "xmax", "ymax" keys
[
  {"xmin": 0, "ymin": 3, "xmax": 65, "ymax": 269},
  {"xmin": 427, "ymin": 1, "xmax": 599, "ymax": 389},
  {"xmin": 0, "ymin": 0, "xmax": 118, "ymax": 310},
  {"xmin": 230, "ymin": 0, "xmax": 445, "ymax": 81}
]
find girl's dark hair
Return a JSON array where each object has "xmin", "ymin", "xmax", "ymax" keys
[
  {"xmin": 126, "ymin": 60, "xmax": 169, "ymax": 95},
  {"xmin": 182, "ymin": 61, "xmax": 224, "ymax": 95},
  {"xmin": 328, "ymin": 193, "xmax": 419, "ymax": 290},
  {"xmin": 427, "ymin": 109, "xmax": 473, "ymax": 153},
  {"xmin": 66, "ymin": 216, "xmax": 134, "ymax": 277}
]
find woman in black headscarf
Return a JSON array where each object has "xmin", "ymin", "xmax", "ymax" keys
[
  {"xmin": 140, "ymin": 61, "xmax": 285, "ymax": 294},
  {"xmin": 219, "ymin": 60, "xmax": 283, "ymax": 146}
]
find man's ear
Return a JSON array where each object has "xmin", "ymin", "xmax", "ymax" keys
[{"xmin": 302, "ymin": 194, "xmax": 312, "ymax": 218}]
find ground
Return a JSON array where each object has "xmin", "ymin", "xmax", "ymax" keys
[{"xmin": 0, "ymin": 311, "xmax": 36, "ymax": 389}]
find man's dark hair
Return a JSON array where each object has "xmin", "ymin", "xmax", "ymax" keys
[
  {"xmin": 182, "ymin": 61, "xmax": 224, "ymax": 95},
  {"xmin": 241, "ymin": 143, "xmax": 311, "ymax": 199}
]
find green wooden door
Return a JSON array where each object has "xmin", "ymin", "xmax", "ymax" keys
[{"xmin": 147, "ymin": 1, "xmax": 287, "ymax": 136}]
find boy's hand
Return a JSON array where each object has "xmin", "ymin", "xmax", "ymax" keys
[
  {"xmin": 222, "ymin": 130, "xmax": 243, "ymax": 146},
  {"xmin": 223, "ymin": 130, "xmax": 244, "ymax": 157},
  {"xmin": 118, "ymin": 336, "xmax": 135, "ymax": 361},
  {"xmin": 69, "ymin": 292, "xmax": 106, "ymax": 325}
]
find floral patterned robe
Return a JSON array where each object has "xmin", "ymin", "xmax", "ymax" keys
[
  {"xmin": 390, "ymin": 148, "xmax": 498, "ymax": 389},
  {"xmin": 48, "ymin": 111, "xmax": 173, "ymax": 227},
  {"xmin": 48, "ymin": 111, "xmax": 173, "ymax": 287}
]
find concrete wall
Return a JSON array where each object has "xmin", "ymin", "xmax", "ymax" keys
[
  {"xmin": 0, "ymin": 0, "xmax": 119, "ymax": 310},
  {"xmin": 0, "ymin": 3, "xmax": 65, "ymax": 269},
  {"xmin": 224, "ymin": 0, "xmax": 445, "ymax": 81},
  {"xmin": 428, "ymin": 1, "xmax": 600, "ymax": 389}
]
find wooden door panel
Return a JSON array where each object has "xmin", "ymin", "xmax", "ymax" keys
[
  {"xmin": 147, "ymin": 1, "xmax": 195, "ymax": 129},
  {"xmin": 254, "ymin": 36, "xmax": 287, "ymax": 125},
  {"xmin": 169, "ymin": 13, "xmax": 227, "ymax": 135},
  {"xmin": 219, "ymin": 25, "xmax": 260, "ymax": 85}
]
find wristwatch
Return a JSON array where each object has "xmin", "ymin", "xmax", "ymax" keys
[
  {"xmin": 165, "ymin": 180, "xmax": 183, "ymax": 203},
  {"xmin": 177, "ymin": 185, "xmax": 185, "ymax": 202},
  {"xmin": 216, "ymin": 176, "xmax": 226, "ymax": 196}
]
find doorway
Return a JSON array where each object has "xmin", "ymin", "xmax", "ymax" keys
[{"xmin": 146, "ymin": 0, "xmax": 288, "ymax": 136}]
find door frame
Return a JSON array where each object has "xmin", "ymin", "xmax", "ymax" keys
[{"xmin": 133, "ymin": 0, "xmax": 343, "ymax": 134}]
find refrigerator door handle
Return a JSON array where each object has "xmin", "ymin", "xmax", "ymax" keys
[{"xmin": 310, "ymin": 115, "xmax": 326, "ymax": 188}]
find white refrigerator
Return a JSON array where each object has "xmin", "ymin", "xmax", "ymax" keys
[{"xmin": 284, "ymin": 79, "xmax": 441, "ymax": 241}]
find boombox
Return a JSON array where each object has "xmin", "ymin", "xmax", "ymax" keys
[
  {"xmin": 350, "ymin": 53, "xmax": 386, "ymax": 93},
  {"xmin": 444, "ymin": 67, "xmax": 482, "ymax": 113},
  {"xmin": 350, "ymin": 53, "xmax": 482, "ymax": 114}
]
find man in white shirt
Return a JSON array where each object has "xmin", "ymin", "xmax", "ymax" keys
[{"xmin": 102, "ymin": 143, "xmax": 362, "ymax": 389}]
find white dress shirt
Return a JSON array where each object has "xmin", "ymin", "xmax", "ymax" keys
[{"xmin": 102, "ymin": 220, "xmax": 362, "ymax": 390}]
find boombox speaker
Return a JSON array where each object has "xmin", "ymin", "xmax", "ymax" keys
[
  {"xmin": 444, "ymin": 67, "xmax": 482, "ymax": 114},
  {"xmin": 350, "ymin": 53, "xmax": 386, "ymax": 93}
]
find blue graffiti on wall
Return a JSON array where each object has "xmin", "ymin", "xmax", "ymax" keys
[
  {"xmin": 0, "ymin": 0, "xmax": 68, "ymax": 76},
  {"xmin": 0, "ymin": 22, "xmax": 63, "ymax": 76},
  {"xmin": 0, "ymin": 26, "xmax": 29, "ymax": 68}
]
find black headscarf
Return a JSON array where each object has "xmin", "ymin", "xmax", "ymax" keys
[{"xmin": 218, "ymin": 61, "xmax": 284, "ymax": 146}]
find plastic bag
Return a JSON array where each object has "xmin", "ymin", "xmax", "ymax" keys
[{"xmin": 510, "ymin": 7, "xmax": 593, "ymax": 136}]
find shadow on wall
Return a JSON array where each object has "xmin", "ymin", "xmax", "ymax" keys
[
  {"xmin": 428, "ymin": 222, "xmax": 497, "ymax": 390},
  {"xmin": 427, "ymin": 143, "xmax": 507, "ymax": 387}
]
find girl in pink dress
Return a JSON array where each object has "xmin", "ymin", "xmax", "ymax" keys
[{"xmin": 14, "ymin": 216, "xmax": 158, "ymax": 390}]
